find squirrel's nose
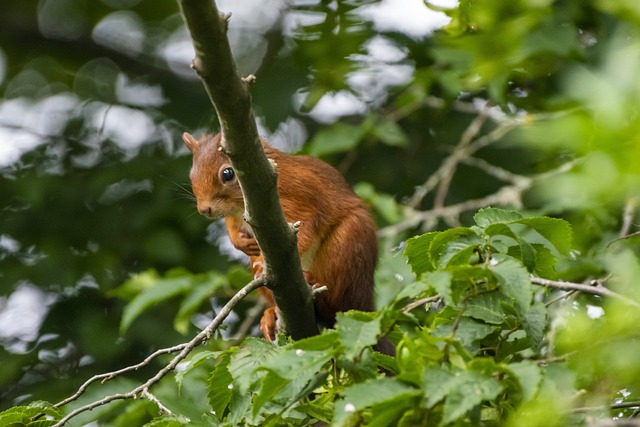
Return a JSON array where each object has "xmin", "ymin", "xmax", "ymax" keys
[{"xmin": 198, "ymin": 206, "xmax": 212, "ymax": 218}]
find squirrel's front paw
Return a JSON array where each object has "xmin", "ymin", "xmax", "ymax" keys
[
  {"xmin": 260, "ymin": 307, "xmax": 277, "ymax": 342},
  {"xmin": 252, "ymin": 258, "xmax": 266, "ymax": 279}
]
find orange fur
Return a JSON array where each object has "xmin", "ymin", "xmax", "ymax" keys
[{"xmin": 183, "ymin": 132, "xmax": 378, "ymax": 341}]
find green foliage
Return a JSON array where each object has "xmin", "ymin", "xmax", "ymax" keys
[
  {"xmin": 3, "ymin": 0, "xmax": 640, "ymax": 426},
  {"xmin": 0, "ymin": 401, "xmax": 61, "ymax": 426},
  {"xmin": 24, "ymin": 207, "xmax": 615, "ymax": 427}
]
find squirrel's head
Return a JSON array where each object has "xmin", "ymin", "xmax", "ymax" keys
[{"xmin": 182, "ymin": 132, "xmax": 244, "ymax": 220}]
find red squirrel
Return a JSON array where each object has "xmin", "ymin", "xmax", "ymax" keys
[{"xmin": 182, "ymin": 132, "xmax": 378, "ymax": 342}]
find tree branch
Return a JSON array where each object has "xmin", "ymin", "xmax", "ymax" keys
[
  {"xmin": 177, "ymin": 0, "xmax": 318, "ymax": 340},
  {"xmin": 531, "ymin": 277, "xmax": 640, "ymax": 308},
  {"xmin": 380, "ymin": 159, "xmax": 577, "ymax": 238},
  {"xmin": 52, "ymin": 277, "xmax": 266, "ymax": 427}
]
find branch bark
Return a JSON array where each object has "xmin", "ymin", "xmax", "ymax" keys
[{"xmin": 177, "ymin": 0, "xmax": 318, "ymax": 339}]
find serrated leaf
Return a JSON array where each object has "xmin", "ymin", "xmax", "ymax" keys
[
  {"xmin": 465, "ymin": 292, "xmax": 507, "ymax": 325},
  {"xmin": 474, "ymin": 208, "xmax": 523, "ymax": 227},
  {"xmin": 506, "ymin": 360, "xmax": 542, "ymax": 402},
  {"xmin": 449, "ymin": 264, "xmax": 493, "ymax": 284},
  {"xmin": 434, "ymin": 317, "xmax": 497, "ymax": 355},
  {"xmin": 252, "ymin": 370, "xmax": 289, "ymax": 418},
  {"xmin": 337, "ymin": 378, "xmax": 420, "ymax": 420},
  {"xmin": 445, "ymin": 242, "xmax": 481, "ymax": 267},
  {"xmin": 229, "ymin": 338, "xmax": 279, "ymax": 393},
  {"xmin": 292, "ymin": 330, "xmax": 341, "ymax": 352},
  {"xmin": 442, "ymin": 371, "xmax": 503, "ymax": 424},
  {"xmin": 307, "ymin": 122, "xmax": 365, "ymax": 156},
  {"xmin": 120, "ymin": 275, "xmax": 192, "ymax": 334},
  {"xmin": 207, "ymin": 351, "xmax": 233, "ymax": 421},
  {"xmin": 423, "ymin": 271, "xmax": 453, "ymax": 306},
  {"xmin": 336, "ymin": 311, "xmax": 382, "ymax": 358},
  {"xmin": 175, "ymin": 350, "xmax": 219, "ymax": 389},
  {"xmin": 532, "ymin": 243, "xmax": 558, "ymax": 278},
  {"xmin": 493, "ymin": 255, "xmax": 532, "ymax": 315},
  {"xmin": 0, "ymin": 401, "xmax": 62, "ymax": 426},
  {"xmin": 404, "ymin": 232, "xmax": 439, "ymax": 276},
  {"xmin": 423, "ymin": 366, "xmax": 456, "ymax": 408},
  {"xmin": 394, "ymin": 279, "xmax": 432, "ymax": 301},
  {"xmin": 514, "ymin": 217, "xmax": 573, "ymax": 255},
  {"xmin": 430, "ymin": 228, "xmax": 480, "ymax": 268},
  {"xmin": 522, "ymin": 302, "xmax": 547, "ymax": 349},
  {"xmin": 507, "ymin": 239, "xmax": 537, "ymax": 272},
  {"xmin": 484, "ymin": 223, "xmax": 519, "ymax": 240}
]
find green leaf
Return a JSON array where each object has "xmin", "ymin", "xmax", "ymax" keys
[
  {"xmin": 108, "ymin": 269, "xmax": 162, "ymax": 301},
  {"xmin": 506, "ymin": 361, "xmax": 542, "ymax": 402},
  {"xmin": 396, "ymin": 332, "xmax": 444, "ymax": 377},
  {"xmin": 354, "ymin": 182, "xmax": 404, "ymax": 224},
  {"xmin": 228, "ymin": 338, "xmax": 279, "ymax": 393},
  {"xmin": 261, "ymin": 347, "xmax": 333, "ymax": 381},
  {"xmin": 442, "ymin": 371, "xmax": 503, "ymax": 424},
  {"xmin": 0, "ymin": 401, "xmax": 62, "ymax": 426},
  {"xmin": 174, "ymin": 274, "xmax": 226, "ymax": 334},
  {"xmin": 119, "ymin": 274, "xmax": 192, "ymax": 334},
  {"xmin": 522, "ymin": 302, "xmax": 547, "ymax": 349},
  {"xmin": 430, "ymin": 228, "xmax": 480, "ymax": 268},
  {"xmin": 531, "ymin": 244, "xmax": 558, "ymax": 278},
  {"xmin": 336, "ymin": 311, "xmax": 382, "ymax": 359},
  {"xmin": 484, "ymin": 222, "xmax": 519, "ymax": 240},
  {"xmin": 143, "ymin": 416, "xmax": 189, "ymax": 427},
  {"xmin": 423, "ymin": 366, "xmax": 503, "ymax": 423},
  {"xmin": 394, "ymin": 279, "xmax": 432, "ymax": 301},
  {"xmin": 175, "ymin": 350, "xmax": 219, "ymax": 389},
  {"xmin": 335, "ymin": 378, "xmax": 420, "ymax": 425},
  {"xmin": 434, "ymin": 317, "xmax": 497, "ymax": 355},
  {"xmin": 307, "ymin": 122, "xmax": 365, "ymax": 156},
  {"xmin": 493, "ymin": 255, "xmax": 532, "ymax": 315},
  {"xmin": 207, "ymin": 351, "xmax": 233, "ymax": 421},
  {"xmin": 251, "ymin": 370, "xmax": 289, "ymax": 418},
  {"xmin": 422, "ymin": 271, "xmax": 453, "ymax": 306},
  {"xmin": 514, "ymin": 217, "xmax": 573, "ymax": 255},
  {"xmin": 507, "ymin": 239, "xmax": 537, "ymax": 272},
  {"xmin": 423, "ymin": 366, "xmax": 456, "ymax": 408},
  {"xmin": 372, "ymin": 119, "xmax": 409, "ymax": 147},
  {"xmin": 404, "ymin": 232, "xmax": 439, "ymax": 276},
  {"xmin": 292, "ymin": 330, "xmax": 341, "ymax": 352},
  {"xmin": 444, "ymin": 242, "xmax": 481, "ymax": 267},
  {"xmin": 464, "ymin": 292, "xmax": 507, "ymax": 325},
  {"xmin": 474, "ymin": 208, "xmax": 523, "ymax": 227}
]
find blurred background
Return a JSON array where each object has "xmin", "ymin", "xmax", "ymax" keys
[{"xmin": 1, "ymin": 0, "xmax": 639, "ymax": 415}]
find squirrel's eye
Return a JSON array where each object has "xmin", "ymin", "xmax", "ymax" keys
[{"xmin": 221, "ymin": 167, "xmax": 235, "ymax": 183}]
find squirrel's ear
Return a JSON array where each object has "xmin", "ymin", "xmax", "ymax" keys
[{"xmin": 182, "ymin": 132, "xmax": 199, "ymax": 153}]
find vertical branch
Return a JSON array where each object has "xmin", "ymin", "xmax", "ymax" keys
[{"xmin": 177, "ymin": 0, "xmax": 318, "ymax": 340}]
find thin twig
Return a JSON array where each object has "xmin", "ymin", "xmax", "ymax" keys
[
  {"xmin": 433, "ymin": 106, "xmax": 491, "ymax": 210},
  {"xmin": 55, "ymin": 343, "xmax": 188, "ymax": 408},
  {"xmin": 574, "ymin": 400, "xmax": 640, "ymax": 413},
  {"xmin": 403, "ymin": 296, "xmax": 441, "ymax": 314},
  {"xmin": 53, "ymin": 277, "xmax": 266, "ymax": 427},
  {"xmin": 141, "ymin": 389, "xmax": 174, "ymax": 416},
  {"xmin": 380, "ymin": 159, "xmax": 578, "ymax": 238},
  {"xmin": 619, "ymin": 198, "xmax": 637, "ymax": 238},
  {"xmin": 531, "ymin": 277, "xmax": 640, "ymax": 308}
]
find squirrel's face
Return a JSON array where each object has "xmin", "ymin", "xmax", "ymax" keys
[{"xmin": 183, "ymin": 132, "xmax": 244, "ymax": 220}]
